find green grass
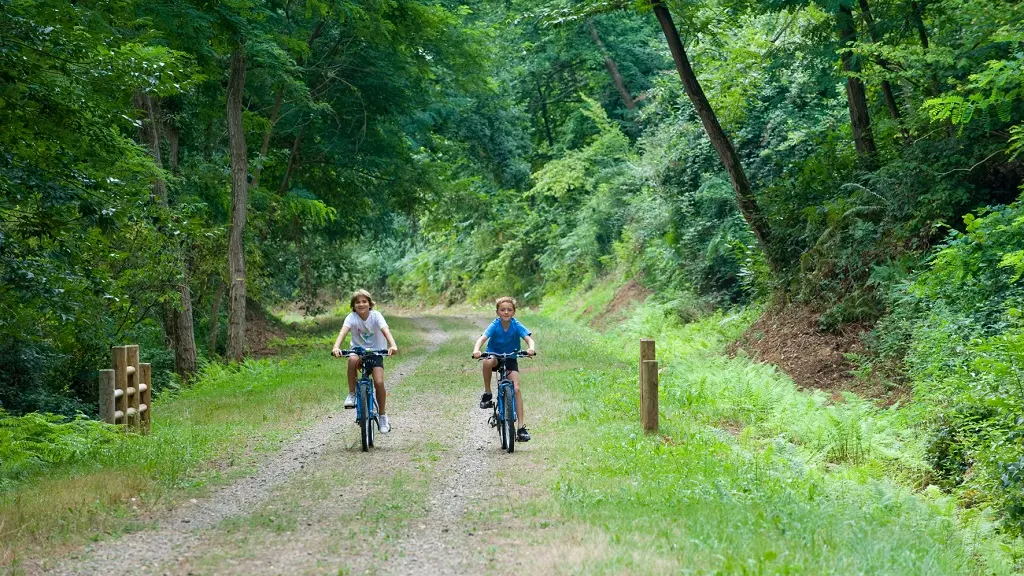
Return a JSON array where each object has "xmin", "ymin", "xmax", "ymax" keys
[
  {"xmin": 528, "ymin": 303, "xmax": 1024, "ymax": 575},
  {"xmin": 5, "ymin": 304, "xmax": 1024, "ymax": 574},
  {"xmin": 0, "ymin": 316, "xmax": 429, "ymax": 570}
]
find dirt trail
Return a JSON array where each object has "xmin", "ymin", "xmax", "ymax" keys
[
  {"xmin": 379, "ymin": 315, "xmax": 501, "ymax": 574},
  {"xmin": 37, "ymin": 317, "xmax": 448, "ymax": 576}
]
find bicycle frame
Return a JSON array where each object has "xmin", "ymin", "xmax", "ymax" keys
[
  {"xmin": 341, "ymin": 348, "xmax": 388, "ymax": 451},
  {"xmin": 494, "ymin": 362, "xmax": 517, "ymax": 426},
  {"xmin": 479, "ymin": 351, "xmax": 530, "ymax": 453}
]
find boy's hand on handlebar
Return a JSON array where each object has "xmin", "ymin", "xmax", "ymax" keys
[
  {"xmin": 526, "ymin": 348, "xmax": 536, "ymax": 356},
  {"xmin": 332, "ymin": 348, "xmax": 343, "ymax": 357},
  {"xmin": 388, "ymin": 346, "xmax": 398, "ymax": 356},
  {"xmin": 472, "ymin": 351, "xmax": 482, "ymax": 359}
]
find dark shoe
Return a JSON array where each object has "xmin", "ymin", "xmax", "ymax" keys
[
  {"xmin": 479, "ymin": 392, "xmax": 493, "ymax": 409},
  {"xmin": 517, "ymin": 427, "xmax": 531, "ymax": 442}
]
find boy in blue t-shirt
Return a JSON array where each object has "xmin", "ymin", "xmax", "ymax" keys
[{"xmin": 472, "ymin": 296, "xmax": 536, "ymax": 442}]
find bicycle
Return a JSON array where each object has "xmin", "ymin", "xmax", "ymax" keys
[
  {"xmin": 476, "ymin": 350, "xmax": 532, "ymax": 453},
  {"xmin": 337, "ymin": 347, "xmax": 389, "ymax": 452}
]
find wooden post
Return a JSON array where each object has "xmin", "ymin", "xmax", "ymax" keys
[
  {"xmin": 113, "ymin": 346, "xmax": 128, "ymax": 426},
  {"xmin": 126, "ymin": 345, "xmax": 141, "ymax": 431},
  {"xmin": 140, "ymin": 363, "xmax": 152, "ymax": 434},
  {"xmin": 98, "ymin": 369, "xmax": 115, "ymax": 424},
  {"xmin": 640, "ymin": 338, "xmax": 655, "ymax": 422},
  {"xmin": 642, "ymin": 359, "xmax": 659, "ymax": 433}
]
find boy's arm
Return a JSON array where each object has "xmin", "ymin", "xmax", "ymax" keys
[
  {"xmin": 381, "ymin": 326, "xmax": 398, "ymax": 356},
  {"xmin": 523, "ymin": 334, "xmax": 536, "ymax": 356},
  {"xmin": 332, "ymin": 326, "xmax": 350, "ymax": 357},
  {"xmin": 472, "ymin": 334, "xmax": 488, "ymax": 358}
]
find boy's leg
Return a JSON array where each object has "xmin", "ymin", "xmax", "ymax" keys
[
  {"xmin": 510, "ymin": 370, "xmax": 525, "ymax": 428},
  {"xmin": 371, "ymin": 366, "xmax": 386, "ymax": 414},
  {"xmin": 480, "ymin": 357, "xmax": 496, "ymax": 408},
  {"xmin": 481, "ymin": 358, "xmax": 496, "ymax": 393},
  {"xmin": 347, "ymin": 355, "xmax": 360, "ymax": 394},
  {"xmin": 343, "ymin": 355, "xmax": 360, "ymax": 409}
]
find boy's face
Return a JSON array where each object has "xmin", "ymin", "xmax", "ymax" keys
[
  {"xmin": 353, "ymin": 296, "xmax": 371, "ymax": 315},
  {"xmin": 496, "ymin": 302, "xmax": 515, "ymax": 321}
]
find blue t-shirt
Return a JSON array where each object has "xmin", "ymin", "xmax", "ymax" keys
[{"xmin": 484, "ymin": 318, "xmax": 531, "ymax": 354}]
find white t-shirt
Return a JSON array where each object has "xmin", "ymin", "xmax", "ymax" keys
[{"xmin": 343, "ymin": 310, "xmax": 389, "ymax": 350}]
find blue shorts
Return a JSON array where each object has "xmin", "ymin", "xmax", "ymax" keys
[{"xmin": 489, "ymin": 357, "xmax": 519, "ymax": 373}]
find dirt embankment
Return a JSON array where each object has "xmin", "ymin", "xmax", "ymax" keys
[
  {"xmin": 588, "ymin": 278, "xmax": 653, "ymax": 330},
  {"xmin": 728, "ymin": 304, "xmax": 909, "ymax": 405}
]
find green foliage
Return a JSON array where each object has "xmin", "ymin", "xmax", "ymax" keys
[
  {"xmin": 876, "ymin": 200, "xmax": 1024, "ymax": 532},
  {"xmin": 0, "ymin": 410, "xmax": 119, "ymax": 492}
]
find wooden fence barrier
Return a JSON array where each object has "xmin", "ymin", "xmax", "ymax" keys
[
  {"xmin": 640, "ymin": 338, "xmax": 658, "ymax": 433},
  {"xmin": 99, "ymin": 345, "xmax": 151, "ymax": 433}
]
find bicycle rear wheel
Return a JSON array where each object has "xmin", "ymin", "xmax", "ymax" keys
[
  {"xmin": 359, "ymin": 384, "xmax": 371, "ymax": 452},
  {"xmin": 503, "ymin": 386, "xmax": 516, "ymax": 454}
]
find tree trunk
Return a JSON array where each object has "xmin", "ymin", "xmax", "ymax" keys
[
  {"xmin": 910, "ymin": 1, "xmax": 929, "ymax": 49},
  {"xmin": 167, "ymin": 123, "xmax": 198, "ymax": 379},
  {"xmin": 226, "ymin": 46, "xmax": 249, "ymax": 362},
  {"xmin": 856, "ymin": 0, "xmax": 904, "ymax": 128},
  {"xmin": 134, "ymin": 93, "xmax": 198, "ymax": 380},
  {"xmin": 251, "ymin": 22, "xmax": 322, "ymax": 191},
  {"xmin": 838, "ymin": 3, "xmax": 877, "ymax": 158},
  {"xmin": 172, "ymin": 279, "xmax": 198, "ymax": 377},
  {"xmin": 278, "ymin": 125, "xmax": 304, "ymax": 195},
  {"xmin": 649, "ymin": 0, "xmax": 775, "ymax": 269},
  {"xmin": 133, "ymin": 92, "xmax": 166, "ymax": 201},
  {"xmin": 588, "ymin": 20, "xmax": 636, "ymax": 110},
  {"xmin": 909, "ymin": 1, "xmax": 940, "ymax": 95},
  {"xmin": 208, "ymin": 276, "xmax": 225, "ymax": 356},
  {"xmin": 251, "ymin": 88, "xmax": 282, "ymax": 190}
]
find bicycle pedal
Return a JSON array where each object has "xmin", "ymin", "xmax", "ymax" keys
[
  {"xmin": 487, "ymin": 415, "xmax": 498, "ymax": 427},
  {"xmin": 480, "ymin": 400, "xmax": 494, "ymax": 409}
]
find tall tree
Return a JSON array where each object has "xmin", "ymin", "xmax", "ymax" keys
[
  {"xmin": 837, "ymin": 2, "xmax": 876, "ymax": 158},
  {"xmin": 648, "ymin": 0, "xmax": 776, "ymax": 269},
  {"xmin": 588, "ymin": 19, "xmax": 636, "ymax": 110},
  {"xmin": 856, "ymin": 0, "xmax": 903, "ymax": 127},
  {"xmin": 133, "ymin": 93, "xmax": 198, "ymax": 379},
  {"xmin": 225, "ymin": 45, "xmax": 249, "ymax": 362}
]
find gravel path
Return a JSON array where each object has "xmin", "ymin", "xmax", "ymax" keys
[
  {"xmin": 38, "ymin": 317, "xmax": 448, "ymax": 576},
  {"xmin": 379, "ymin": 382, "xmax": 499, "ymax": 574}
]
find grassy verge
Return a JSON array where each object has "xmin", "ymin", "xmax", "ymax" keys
[
  {"xmin": 0, "ymin": 314, "xmax": 428, "ymax": 571},
  {"xmin": 530, "ymin": 302, "xmax": 1024, "ymax": 574}
]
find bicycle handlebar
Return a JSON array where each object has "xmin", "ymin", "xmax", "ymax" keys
[
  {"xmin": 333, "ymin": 348, "xmax": 390, "ymax": 357},
  {"xmin": 473, "ymin": 351, "xmax": 535, "ymax": 360}
]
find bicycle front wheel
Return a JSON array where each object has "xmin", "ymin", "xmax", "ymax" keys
[
  {"xmin": 359, "ymin": 384, "xmax": 371, "ymax": 452},
  {"xmin": 498, "ymin": 404, "xmax": 508, "ymax": 450},
  {"xmin": 503, "ymin": 386, "xmax": 516, "ymax": 454}
]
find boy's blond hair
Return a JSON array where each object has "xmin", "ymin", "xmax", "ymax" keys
[
  {"xmin": 494, "ymin": 296, "xmax": 517, "ymax": 311},
  {"xmin": 350, "ymin": 289, "xmax": 376, "ymax": 311}
]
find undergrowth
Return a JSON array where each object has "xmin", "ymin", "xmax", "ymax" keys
[{"xmin": 536, "ymin": 298, "xmax": 1023, "ymax": 574}]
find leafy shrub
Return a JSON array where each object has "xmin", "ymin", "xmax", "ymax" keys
[
  {"xmin": 879, "ymin": 200, "xmax": 1024, "ymax": 531},
  {"xmin": 0, "ymin": 409, "xmax": 118, "ymax": 492}
]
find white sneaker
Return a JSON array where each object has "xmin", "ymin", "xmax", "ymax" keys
[
  {"xmin": 343, "ymin": 393, "xmax": 356, "ymax": 409},
  {"xmin": 378, "ymin": 414, "xmax": 391, "ymax": 434}
]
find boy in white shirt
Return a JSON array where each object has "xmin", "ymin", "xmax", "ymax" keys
[{"xmin": 332, "ymin": 289, "xmax": 398, "ymax": 432}]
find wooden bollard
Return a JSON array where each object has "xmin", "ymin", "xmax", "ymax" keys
[
  {"xmin": 126, "ymin": 345, "xmax": 141, "ymax": 431},
  {"xmin": 112, "ymin": 346, "xmax": 128, "ymax": 424},
  {"xmin": 140, "ymin": 363, "xmax": 152, "ymax": 434},
  {"xmin": 640, "ymin": 338, "xmax": 655, "ymax": 412},
  {"xmin": 99, "ymin": 369, "xmax": 115, "ymax": 424},
  {"xmin": 641, "ymin": 359, "xmax": 658, "ymax": 433}
]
